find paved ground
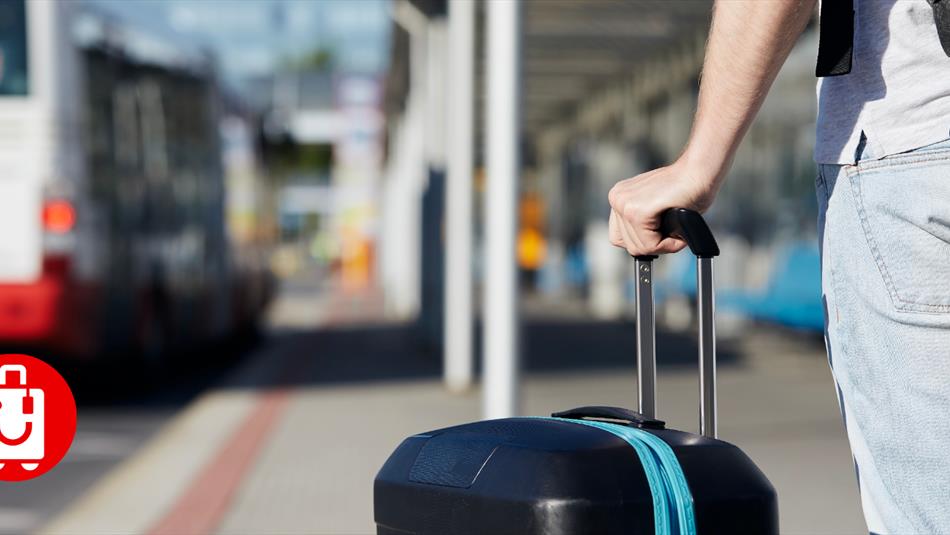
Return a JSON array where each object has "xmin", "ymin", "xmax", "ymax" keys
[
  {"xmin": 0, "ymin": 408, "xmax": 171, "ymax": 534},
  {"xmin": 29, "ymin": 282, "xmax": 866, "ymax": 535},
  {"xmin": 0, "ymin": 342, "xmax": 260, "ymax": 535}
]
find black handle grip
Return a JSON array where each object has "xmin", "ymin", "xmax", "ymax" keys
[
  {"xmin": 660, "ymin": 208, "xmax": 719, "ymax": 258},
  {"xmin": 552, "ymin": 406, "xmax": 665, "ymax": 429}
]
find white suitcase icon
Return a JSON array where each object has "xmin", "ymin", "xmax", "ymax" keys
[{"xmin": 0, "ymin": 364, "xmax": 44, "ymax": 471}]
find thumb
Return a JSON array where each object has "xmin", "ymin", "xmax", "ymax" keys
[{"xmin": 654, "ymin": 236, "xmax": 688, "ymax": 255}]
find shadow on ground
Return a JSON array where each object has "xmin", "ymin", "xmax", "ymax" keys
[
  {"xmin": 46, "ymin": 331, "xmax": 263, "ymax": 408},
  {"xmin": 49, "ymin": 317, "xmax": 769, "ymax": 407},
  {"xmin": 224, "ymin": 318, "xmax": 743, "ymax": 391}
]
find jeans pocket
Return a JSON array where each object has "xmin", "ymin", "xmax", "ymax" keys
[
  {"xmin": 855, "ymin": 137, "xmax": 950, "ymax": 171},
  {"xmin": 847, "ymin": 155, "xmax": 950, "ymax": 312}
]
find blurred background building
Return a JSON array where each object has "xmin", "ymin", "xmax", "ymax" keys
[
  {"xmin": 0, "ymin": 1, "xmax": 860, "ymax": 533},
  {"xmin": 0, "ymin": 0, "xmax": 824, "ymax": 367}
]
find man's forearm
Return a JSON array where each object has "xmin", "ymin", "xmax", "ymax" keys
[
  {"xmin": 684, "ymin": 0, "xmax": 816, "ymax": 188},
  {"xmin": 607, "ymin": 0, "xmax": 817, "ymax": 256}
]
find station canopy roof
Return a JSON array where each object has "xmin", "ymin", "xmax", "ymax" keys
[
  {"xmin": 387, "ymin": 0, "xmax": 713, "ymax": 147},
  {"xmin": 515, "ymin": 1, "xmax": 711, "ymax": 135}
]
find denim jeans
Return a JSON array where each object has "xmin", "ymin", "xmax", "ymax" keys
[{"xmin": 817, "ymin": 137, "xmax": 950, "ymax": 534}]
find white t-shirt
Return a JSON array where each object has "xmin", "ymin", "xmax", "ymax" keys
[{"xmin": 815, "ymin": 0, "xmax": 950, "ymax": 164}]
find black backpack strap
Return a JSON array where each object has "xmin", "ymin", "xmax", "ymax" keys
[
  {"xmin": 816, "ymin": 0, "xmax": 855, "ymax": 77},
  {"xmin": 928, "ymin": 0, "xmax": 950, "ymax": 56}
]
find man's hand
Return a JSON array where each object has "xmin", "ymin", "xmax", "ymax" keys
[
  {"xmin": 607, "ymin": 0, "xmax": 816, "ymax": 256},
  {"xmin": 608, "ymin": 158, "xmax": 719, "ymax": 256}
]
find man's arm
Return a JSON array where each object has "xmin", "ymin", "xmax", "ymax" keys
[{"xmin": 608, "ymin": 0, "xmax": 816, "ymax": 256}]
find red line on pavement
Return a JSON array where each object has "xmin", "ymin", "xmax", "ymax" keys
[
  {"xmin": 148, "ymin": 291, "xmax": 348, "ymax": 535},
  {"xmin": 147, "ymin": 388, "xmax": 292, "ymax": 535}
]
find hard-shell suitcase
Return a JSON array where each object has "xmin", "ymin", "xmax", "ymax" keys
[{"xmin": 374, "ymin": 209, "xmax": 778, "ymax": 534}]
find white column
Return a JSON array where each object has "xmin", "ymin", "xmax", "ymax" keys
[
  {"xmin": 383, "ymin": 0, "xmax": 429, "ymax": 319},
  {"xmin": 444, "ymin": 0, "xmax": 475, "ymax": 392},
  {"xmin": 483, "ymin": 0, "xmax": 522, "ymax": 419},
  {"xmin": 424, "ymin": 22, "xmax": 448, "ymax": 168}
]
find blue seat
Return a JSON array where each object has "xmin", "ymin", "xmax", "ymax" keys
[
  {"xmin": 644, "ymin": 241, "xmax": 824, "ymax": 332},
  {"xmin": 752, "ymin": 242, "xmax": 824, "ymax": 330},
  {"xmin": 720, "ymin": 242, "xmax": 823, "ymax": 331}
]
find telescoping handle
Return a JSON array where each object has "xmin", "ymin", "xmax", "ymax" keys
[{"xmin": 634, "ymin": 208, "xmax": 720, "ymax": 438}]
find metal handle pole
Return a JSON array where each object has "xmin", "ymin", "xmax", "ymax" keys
[
  {"xmin": 634, "ymin": 257, "xmax": 657, "ymax": 419},
  {"xmin": 696, "ymin": 257, "xmax": 717, "ymax": 438}
]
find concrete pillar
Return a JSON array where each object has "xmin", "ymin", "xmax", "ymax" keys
[
  {"xmin": 382, "ymin": 1, "xmax": 430, "ymax": 319},
  {"xmin": 419, "ymin": 21, "xmax": 447, "ymax": 349},
  {"xmin": 586, "ymin": 142, "xmax": 635, "ymax": 319},
  {"xmin": 483, "ymin": 0, "xmax": 522, "ymax": 419},
  {"xmin": 444, "ymin": 0, "xmax": 475, "ymax": 392}
]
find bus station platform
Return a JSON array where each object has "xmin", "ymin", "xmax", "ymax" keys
[{"xmin": 39, "ymin": 286, "xmax": 866, "ymax": 535}]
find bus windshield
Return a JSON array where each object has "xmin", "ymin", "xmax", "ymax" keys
[{"xmin": 0, "ymin": 0, "xmax": 28, "ymax": 96}]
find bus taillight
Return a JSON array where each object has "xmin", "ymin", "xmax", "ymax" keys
[{"xmin": 42, "ymin": 200, "xmax": 76, "ymax": 234}]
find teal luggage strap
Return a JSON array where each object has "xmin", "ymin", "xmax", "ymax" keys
[{"xmin": 539, "ymin": 417, "xmax": 697, "ymax": 535}]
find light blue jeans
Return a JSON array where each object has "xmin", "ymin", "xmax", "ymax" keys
[{"xmin": 817, "ymin": 137, "xmax": 950, "ymax": 534}]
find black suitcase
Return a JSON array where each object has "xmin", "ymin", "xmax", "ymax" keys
[{"xmin": 374, "ymin": 209, "xmax": 778, "ymax": 534}]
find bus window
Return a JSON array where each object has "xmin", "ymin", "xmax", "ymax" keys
[{"xmin": 0, "ymin": 0, "xmax": 28, "ymax": 96}]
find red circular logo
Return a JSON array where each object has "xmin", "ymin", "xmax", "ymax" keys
[{"xmin": 0, "ymin": 354, "xmax": 76, "ymax": 481}]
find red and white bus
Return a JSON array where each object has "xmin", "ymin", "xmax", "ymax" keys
[{"xmin": 0, "ymin": 0, "xmax": 272, "ymax": 364}]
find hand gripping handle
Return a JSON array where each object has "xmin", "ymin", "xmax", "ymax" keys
[{"xmin": 634, "ymin": 208, "xmax": 719, "ymax": 438}]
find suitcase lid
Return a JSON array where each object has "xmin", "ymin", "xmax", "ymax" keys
[{"xmin": 375, "ymin": 412, "xmax": 777, "ymax": 535}]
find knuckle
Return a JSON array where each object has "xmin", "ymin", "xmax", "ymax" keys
[{"xmin": 607, "ymin": 184, "xmax": 621, "ymax": 207}]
